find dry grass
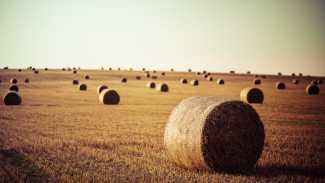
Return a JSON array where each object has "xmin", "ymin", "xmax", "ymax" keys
[{"xmin": 0, "ymin": 69, "xmax": 324, "ymax": 182}]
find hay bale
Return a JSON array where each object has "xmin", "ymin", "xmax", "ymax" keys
[
  {"xmin": 136, "ymin": 76, "xmax": 141, "ymax": 80},
  {"xmin": 145, "ymin": 73, "xmax": 150, "ymax": 78},
  {"xmin": 130, "ymin": 68, "xmax": 133, "ymax": 71},
  {"xmin": 73, "ymin": 67, "xmax": 76, "ymax": 70},
  {"xmin": 230, "ymin": 70, "xmax": 235, "ymax": 74},
  {"xmin": 121, "ymin": 77, "xmax": 127, "ymax": 83},
  {"xmin": 188, "ymin": 69, "xmax": 191, "ymax": 72},
  {"xmin": 79, "ymin": 84, "xmax": 87, "ymax": 91},
  {"xmin": 10, "ymin": 78, "xmax": 17, "ymax": 84},
  {"xmin": 4, "ymin": 66, "xmax": 8, "ymax": 69},
  {"xmin": 164, "ymin": 96, "xmax": 265, "ymax": 173},
  {"xmin": 202, "ymin": 71, "xmax": 207, "ymax": 74},
  {"xmin": 45, "ymin": 68, "xmax": 48, "ymax": 71},
  {"xmin": 153, "ymin": 70, "xmax": 156, "ymax": 73},
  {"xmin": 109, "ymin": 67, "xmax": 112, "ymax": 70},
  {"xmin": 202, "ymin": 74, "xmax": 208, "ymax": 78},
  {"xmin": 207, "ymin": 76, "xmax": 213, "ymax": 81},
  {"xmin": 73, "ymin": 70, "xmax": 77, "ymax": 74},
  {"xmin": 73, "ymin": 79, "xmax": 79, "ymax": 85},
  {"xmin": 62, "ymin": 68, "xmax": 66, "ymax": 71},
  {"xmin": 311, "ymin": 80, "xmax": 318, "ymax": 85},
  {"xmin": 34, "ymin": 70, "xmax": 39, "ymax": 74},
  {"xmin": 157, "ymin": 83, "xmax": 168, "ymax": 92},
  {"xmin": 97, "ymin": 85, "xmax": 108, "ymax": 94},
  {"xmin": 261, "ymin": 75, "xmax": 266, "ymax": 78},
  {"xmin": 276, "ymin": 82, "xmax": 285, "ymax": 89},
  {"xmin": 142, "ymin": 68, "xmax": 145, "ymax": 71},
  {"xmin": 292, "ymin": 79, "xmax": 299, "ymax": 84},
  {"xmin": 240, "ymin": 87, "xmax": 264, "ymax": 104},
  {"xmin": 180, "ymin": 78, "xmax": 187, "ymax": 84},
  {"xmin": 190, "ymin": 80, "xmax": 199, "ymax": 86},
  {"xmin": 18, "ymin": 69, "xmax": 22, "ymax": 72},
  {"xmin": 196, "ymin": 72, "xmax": 201, "ymax": 75},
  {"xmin": 118, "ymin": 68, "xmax": 120, "ymax": 70},
  {"xmin": 317, "ymin": 79, "xmax": 323, "ymax": 84},
  {"xmin": 278, "ymin": 72, "xmax": 282, "ymax": 76},
  {"xmin": 292, "ymin": 73, "xmax": 295, "ymax": 76},
  {"xmin": 306, "ymin": 84, "xmax": 319, "ymax": 95},
  {"xmin": 246, "ymin": 71, "xmax": 250, "ymax": 75},
  {"xmin": 9, "ymin": 84, "xmax": 19, "ymax": 92},
  {"xmin": 254, "ymin": 75, "xmax": 258, "ymax": 78},
  {"xmin": 299, "ymin": 73, "xmax": 302, "ymax": 77},
  {"xmin": 84, "ymin": 75, "xmax": 90, "ymax": 79},
  {"xmin": 171, "ymin": 69, "xmax": 174, "ymax": 72},
  {"xmin": 101, "ymin": 67, "xmax": 104, "ymax": 70},
  {"xmin": 217, "ymin": 79, "xmax": 224, "ymax": 85},
  {"xmin": 3, "ymin": 91, "xmax": 22, "ymax": 105},
  {"xmin": 152, "ymin": 76, "xmax": 157, "ymax": 79},
  {"xmin": 68, "ymin": 68, "xmax": 71, "ymax": 71},
  {"xmin": 99, "ymin": 89, "xmax": 120, "ymax": 104},
  {"xmin": 25, "ymin": 78, "xmax": 29, "ymax": 83},
  {"xmin": 147, "ymin": 82, "xmax": 155, "ymax": 88},
  {"xmin": 253, "ymin": 79, "xmax": 261, "ymax": 85},
  {"xmin": 207, "ymin": 73, "xmax": 211, "ymax": 76},
  {"xmin": 162, "ymin": 72, "xmax": 165, "ymax": 76},
  {"xmin": 32, "ymin": 68, "xmax": 36, "ymax": 71}
]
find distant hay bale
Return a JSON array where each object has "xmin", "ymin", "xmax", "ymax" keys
[
  {"xmin": 253, "ymin": 79, "xmax": 261, "ymax": 85},
  {"xmin": 299, "ymin": 73, "xmax": 302, "ymax": 77},
  {"xmin": 196, "ymin": 72, "xmax": 201, "ymax": 75},
  {"xmin": 306, "ymin": 84, "xmax": 319, "ymax": 95},
  {"xmin": 45, "ymin": 68, "xmax": 48, "ymax": 71},
  {"xmin": 246, "ymin": 71, "xmax": 250, "ymax": 75},
  {"xmin": 261, "ymin": 75, "xmax": 266, "ymax": 78},
  {"xmin": 25, "ymin": 78, "xmax": 29, "ymax": 83},
  {"xmin": 79, "ymin": 84, "xmax": 87, "ymax": 91},
  {"xmin": 317, "ymin": 79, "xmax": 323, "ymax": 84},
  {"xmin": 171, "ymin": 69, "xmax": 174, "ymax": 72},
  {"xmin": 207, "ymin": 76, "xmax": 213, "ymax": 81},
  {"xmin": 73, "ymin": 70, "xmax": 77, "ymax": 74},
  {"xmin": 190, "ymin": 80, "xmax": 199, "ymax": 86},
  {"xmin": 278, "ymin": 72, "xmax": 282, "ymax": 76},
  {"xmin": 118, "ymin": 68, "xmax": 120, "ymax": 70},
  {"xmin": 136, "ymin": 76, "xmax": 141, "ymax": 80},
  {"xmin": 292, "ymin": 80, "xmax": 299, "ymax": 84},
  {"xmin": 164, "ymin": 96, "xmax": 265, "ymax": 173},
  {"xmin": 34, "ymin": 70, "xmax": 39, "ymax": 74},
  {"xmin": 3, "ymin": 91, "xmax": 22, "ymax": 105},
  {"xmin": 10, "ymin": 78, "xmax": 17, "ymax": 84},
  {"xmin": 230, "ymin": 70, "xmax": 235, "ymax": 74},
  {"xmin": 311, "ymin": 80, "xmax": 318, "ymax": 85},
  {"xmin": 84, "ymin": 75, "xmax": 90, "ymax": 79},
  {"xmin": 99, "ymin": 89, "xmax": 120, "ymax": 104},
  {"xmin": 188, "ymin": 69, "xmax": 191, "ymax": 72},
  {"xmin": 153, "ymin": 70, "xmax": 156, "ymax": 73},
  {"xmin": 130, "ymin": 68, "xmax": 133, "ymax": 71},
  {"xmin": 73, "ymin": 79, "xmax": 79, "ymax": 85},
  {"xmin": 217, "ymin": 79, "xmax": 224, "ymax": 85},
  {"xmin": 9, "ymin": 84, "xmax": 19, "ymax": 92},
  {"xmin": 145, "ymin": 73, "xmax": 150, "ymax": 78},
  {"xmin": 254, "ymin": 75, "xmax": 258, "ymax": 78},
  {"xmin": 109, "ymin": 67, "xmax": 112, "ymax": 70},
  {"xmin": 73, "ymin": 67, "xmax": 76, "ymax": 70},
  {"xmin": 207, "ymin": 73, "xmax": 211, "ymax": 76},
  {"xmin": 240, "ymin": 87, "xmax": 264, "ymax": 104},
  {"xmin": 202, "ymin": 71, "xmax": 207, "ymax": 74},
  {"xmin": 180, "ymin": 78, "xmax": 187, "ymax": 84},
  {"xmin": 68, "ymin": 68, "xmax": 71, "ymax": 71},
  {"xmin": 142, "ymin": 68, "xmax": 145, "ymax": 71},
  {"xmin": 62, "ymin": 68, "xmax": 66, "ymax": 71},
  {"xmin": 157, "ymin": 83, "xmax": 168, "ymax": 92},
  {"xmin": 152, "ymin": 76, "xmax": 158, "ymax": 79},
  {"xmin": 202, "ymin": 74, "xmax": 208, "ymax": 78},
  {"xmin": 78, "ymin": 67, "xmax": 81, "ymax": 70},
  {"xmin": 18, "ymin": 69, "xmax": 22, "ymax": 72},
  {"xmin": 97, "ymin": 85, "xmax": 108, "ymax": 94},
  {"xmin": 292, "ymin": 73, "xmax": 295, "ymax": 76},
  {"xmin": 4, "ymin": 66, "xmax": 8, "ymax": 69},
  {"xmin": 162, "ymin": 72, "xmax": 165, "ymax": 76},
  {"xmin": 101, "ymin": 67, "xmax": 104, "ymax": 70},
  {"xmin": 147, "ymin": 82, "xmax": 155, "ymax": 88},
  {"xmin": 32, "ymin": 68, "xmax": 36, "ymax": 71},
  {"xmin": 121, "ymin": 77, "xmax": 127, "ymax": 83},
  {"xmin": 276, "ymin": 82, "xmax": 285, "ymax": 89}
]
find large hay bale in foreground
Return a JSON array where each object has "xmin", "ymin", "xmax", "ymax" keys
[
  {"xmin": 9, "ymin": 84, "xmax": 19, "ymax": 92},
  {"xmin": 253, "ymin": 79, "xmax": 261, "ymax": 85},
  {"xmin": 180, "ymin": 78, "xmax": 187, "ymax": 84},
  {"xmin": 190, "ymin": 80, "xmax": 199, "ymax": 86},
  {"xmin": 25, "ymin": 78, "xmax": 29, "ymax": 83},
  {"xmin": 157, "ymin": 83, "xmax": 168, "ymax": 92},
  {"xmin": 164, "ymin": 96, "xmax": 265, "ymax": 173},
  {"xmin": 121, "ymin": 77, "xmax": 127, "ymax": 83},
  {"xmin": 10, "ymin": 78, "xmax": 17, "ymax": 84},
  {"xmin": 79, "ymin": 84, "xmax": 87, "ymax": 91},
  {"xmin": 292, "ymin": 79, "xmax": 299, "ymax": 84},
  {"xmin": 318, "ymin": 79, "xmax": 323, "ymax": 84},
  {"xmin": 147, "ymin": 82, "xmax": 155, "ymax": 88},
  {"xmin": 306, "ymin": 84, "xmax": 319, "ymax": 95},
  {"xmin": 84, "ymin": 75, "xmax": 90, "ymax": 79},
  {"xmin": 3, "ymin": 91, "xmax": 22, "ymax": 105},
  {"xmin": 73, "ymin": 80, "xmax": 79, "ymax": 85},
  {"xmin": 217, "ymin": 79, "xmax": 224, "ymax": 85},
  {"xmin": 97, "ymin": 85, "xmax": 108, "ymax": 94},
  {"xmin": 240, "ymin": 87, "xmax": 263, "ymax": 104},
  {"xmin": 276, "ymin": 82, "xmax": 285, "ymax": 89},
  {"xmin": 99, "ymin": 89, "xmax": 120, "ymax": 104}
]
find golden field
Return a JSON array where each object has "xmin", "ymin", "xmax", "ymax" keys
[{"xmin": 0, "ymin": 68, "xmax": 324, "ymax": 182}]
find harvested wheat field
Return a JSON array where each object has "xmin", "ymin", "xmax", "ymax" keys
[{"xmin": 0, "ymin": 69, "xmax": 325, "ymax": 182}]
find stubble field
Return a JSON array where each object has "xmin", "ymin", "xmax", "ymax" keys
[{"xmin": 0, "ymin": 68, "xmax": 324, "ymax": 182}]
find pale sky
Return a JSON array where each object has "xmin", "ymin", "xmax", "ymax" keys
[{"xmin": 0, "ymin": 0, "xmax": 325, "ymax": 76}]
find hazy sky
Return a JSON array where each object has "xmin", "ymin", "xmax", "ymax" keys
[{"xmin": 1, "ymin": 0, "xmax": 325, "ymax": 76}]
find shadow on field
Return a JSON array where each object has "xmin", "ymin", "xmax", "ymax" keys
[{"xmin": 244, "ymin": 164, "xmax": 325, "ymax": 178}]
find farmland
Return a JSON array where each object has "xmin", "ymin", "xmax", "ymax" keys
[{"xmin": 0, "ymin": 68, "xmax": 324, "ymax": 182}]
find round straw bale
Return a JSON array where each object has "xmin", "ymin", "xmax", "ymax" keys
[
  {"xmin": 171, "ymin": 69, "xmax": 174, "ymax": 72},
  {"xmin": 306, "ymin": 84, "xmax": 319, "ymax": 95},
  {"xmin": 240, "ymin": 87, "xmax": 263, "ymax": 104},
  {"xmin": 84, "ymin": 75, "xmax": 89, "ymax": 79},
  {"xmin": 62, "ymin": 68, "xmax": 66, "ymax": 71},
  {"xmin": 118, "ymin": 68, "xmax": 120, "ymax": 70},
  {"xmin": 261, "ymin": 75, "xmax": 266, "ymax": 78},
  {"xmin": 147, "ymin": 82, "xmax": 155, "ymax": 88},
  {"xmin": 3, "ymin": 91, "xmax": 22, "ymax": 105},
  {"xmin": 121, "ymin": 77, "xmax": 127, "ymax": 83},
  {"xmin": 68, "ymin": 68, "xmax": 71, "ymax": 71},
  {"xmin": 292, "ymin": 73, "xmax": 295, "ymax": 76},
  {"xmin": 164, "ymin": 96, "xmax": 265, "ymax": 173},
  {"xmin": 202, "ymin": 74, "xmax": 208, "ymax": 78},
  {"xmin": 73, "ymin": 70, "xmax": 77, "ymax": 74},
  {"xmin": 9, "ymin": 84, "xmax": 19, "ymax": 92},
  {"xmin": 145, "ymin": 73, "xmax": 150, "ymax": 78},
  {"xmin": 311, "ymin": 80, "xmax": 318, "ymax": 85},
  {"xmin": 18, "ymin": 69, "xmax": 22, "ymax": 72},
  {"xmin": 34, "ymin": 70, "xmax": 39, "ymax": 74},
  {"xmin": 25, "ymin": 78, "xmax": 29, "ymax": 83},
  {"xmin": 142, "ymin": 68, "xmax": 145, "ymax": 71},
  {"xmin": 190, "ymin": 80, "xmax": 199, "ymax": 86},
  {"xmin": 153, "ymin": 70, "xmax": 156, "ymax": 73},
  {"xmin": 292, "ymin": 79, "xmax": 299, "ymax": 84},
  {"xmin": 299, "ymin": 73, "xmax": 302, "ymax": 77},
  {"xmin": 10, "ymin": 78, "xmax": 17, "ymax": 84},
  {"xmin": 130, "ymin": 68, "xmax": 133, "ymax": 71},
  {"xmin": 32, "ymin": 68, "xmax": 36, "ymax": 71},
  {"xmin": 4, "ymin": 66, "xmax": 8, "ymax": 69},
  {"xmin": 180, "ymin": 78, "xmax": 187, "ymax": 84},
  {"xmin": 253, "ymin": 79, "xmax": 261, "ymax": 85},
  {"xmin": 73, "ymin": 67, "xmax": 76, "ymax": 70},
  {"xmin": 276, "ymin": 82, "xmax": 285, "ymax": 89},
  {"xmin": 45, "ymin": 68, "xmax": 48, "ymax": 71},
  {"xmin": 246, "ymin": 71, "xmax": 250, "ymax": 75},
  {"xmin": 157, "ymin": 83, "xmax": 168, "ymax": 92},
  {"xmin": 161, "ymin": 72, "xmax": 165, "ymax": 76},
  {"xmin": 217, "ymin": 79, "xmax": 224, "ymax": 85},
  {"xmin": 97, "ymin": 85, "xmax": 108, "ymax": 94},
  {"xmin": 188, "ymin": 69, "xmax": 191, "ymax": 72},
  {"xmin": 79, "ymin": 84, "xmax": 87, "ymax": 91},
  {"xmin": 254, "ymin": 75, "xmax": 258, "ymax": 78},
  {"xmin": 136, "ymin": 76, "xmax": 141, "ymax": 80},
  {"xmin": 196, "ymin": 72, "xmax": 201, "ymax": 75},
  {"xmin": 73, "ymin": 79, "xmax": 79, "ymax": 85},
  {"xmin": 99, "ymin": 89, "xmax": 120, "ymax": 104},
  {"xmin": 152, "ymin": 76, "xmax": 157, "ymax": 79},
  {"xmin": 202, "ymin": 71, "xmax": 207, "ymax": 74},
  {"xmin": 317, "ymin": 79, "xmax": 323, "ymax": 84},
  {"xmin": 101, "ymin": 67, "xmax": 104, "ymax": 70},
  {"xmin": 230, "ymin": 70, "xmax": 235, "ymax": 74},
  {"xmin": 278, "ymin": 72, "xmax": 282, "ymax": 76},
  {"xmin": 207, "ymin": 73, "xmax": 211, "ymax": 76},
  {"xmin": 109, "ymin": 67, "xmax": 112, "ymax": 70},
  {"xmin": 207, "ymin": 76, "xmax": 213, "ymax": 81}
]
